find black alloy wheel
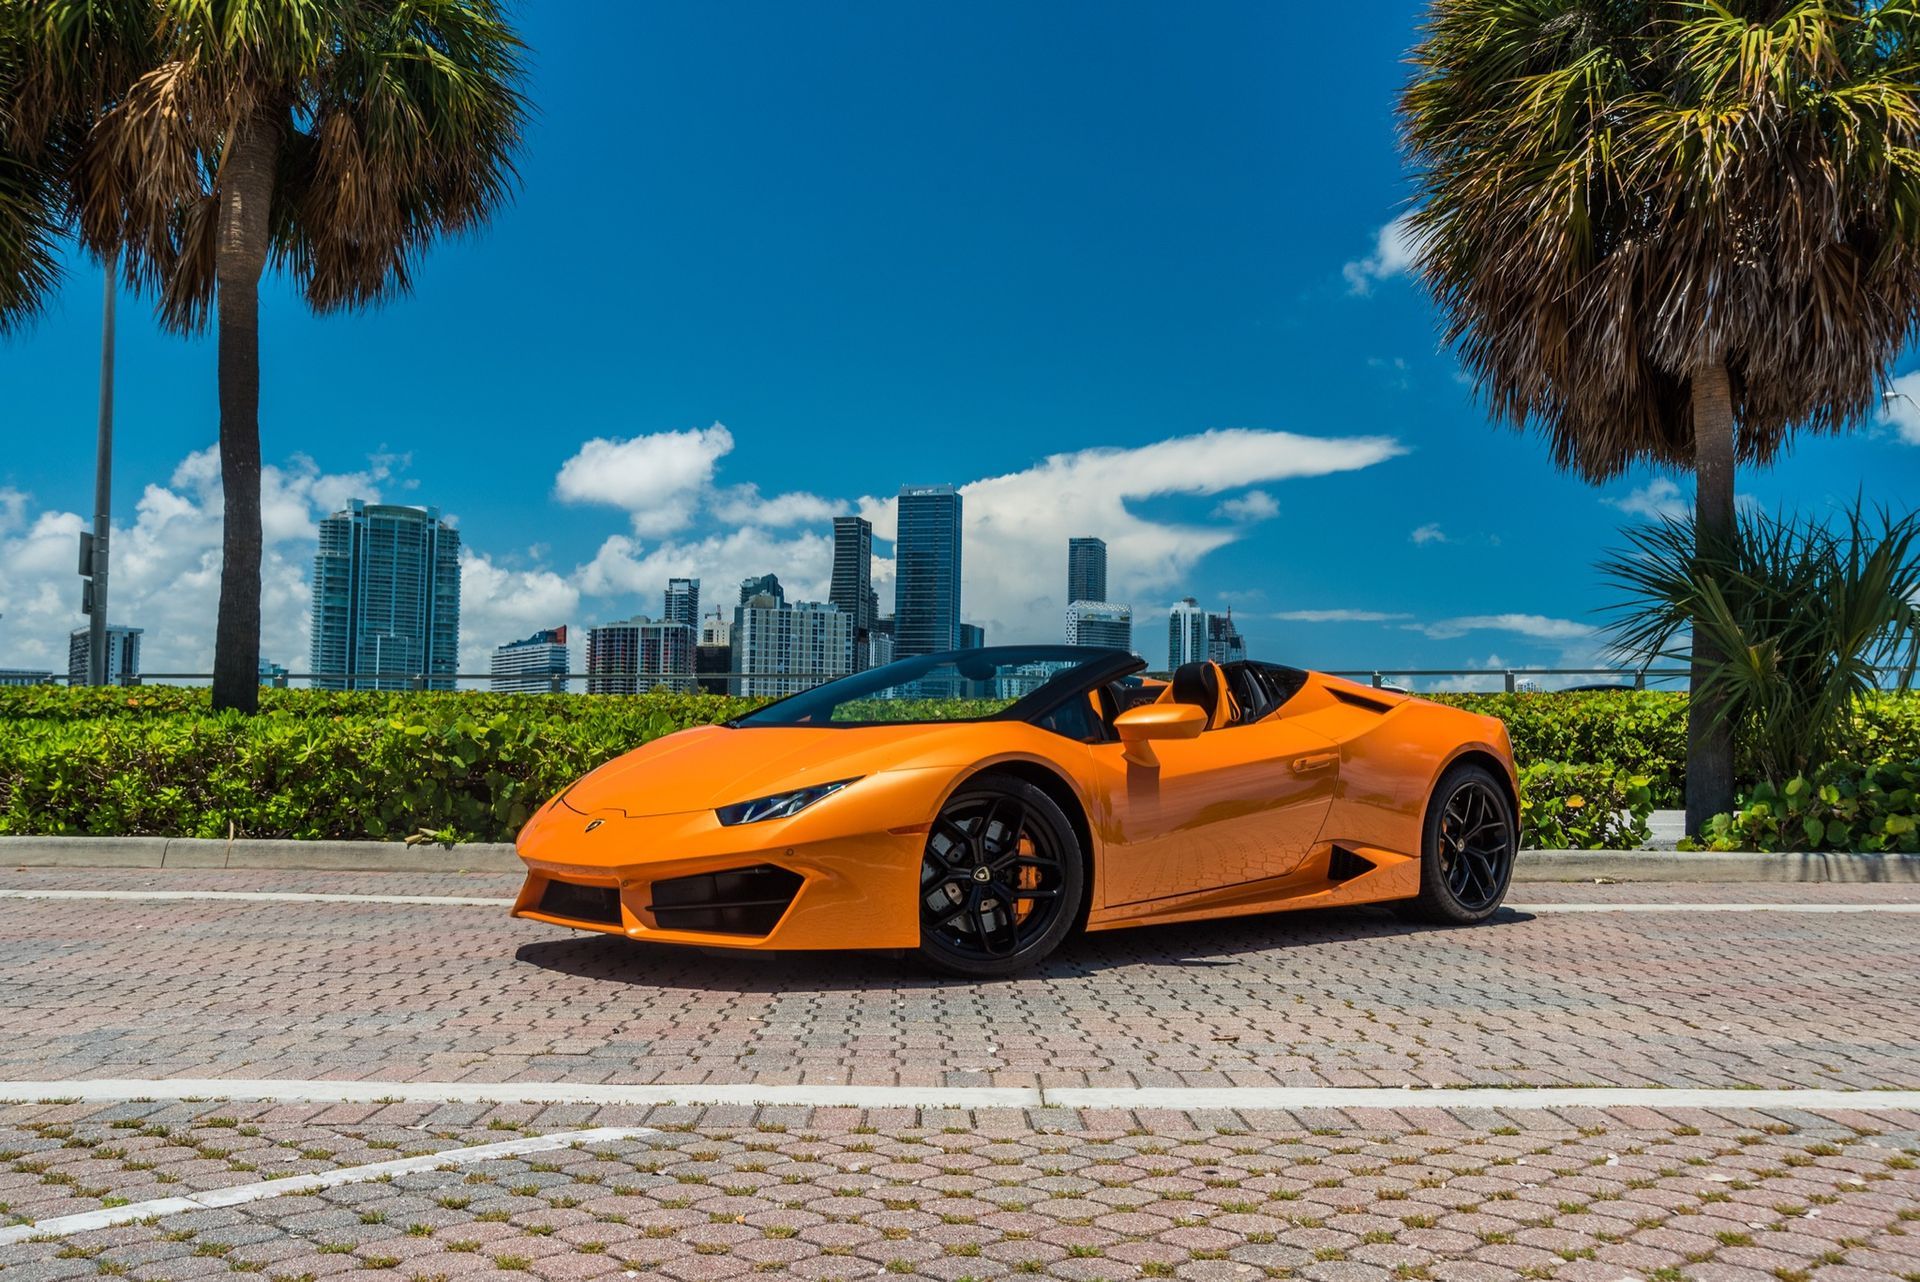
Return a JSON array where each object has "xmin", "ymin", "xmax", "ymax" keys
[
  {"xmin": 1397, "ymin": 762, "xmax": 1517, "ymax": 924},
  {"xmin": 917, "ymin": 773, "xmax": 1083, "ymax": 977}
]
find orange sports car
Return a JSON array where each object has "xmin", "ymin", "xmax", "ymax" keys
[{"xmin": 513, "ymin": 646, "xmax": 1519, "ymax": 976}]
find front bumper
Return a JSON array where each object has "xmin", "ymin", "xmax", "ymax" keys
[{"xmin": 510, "ymin": 776, "xmax": 940, "ymax": 951}]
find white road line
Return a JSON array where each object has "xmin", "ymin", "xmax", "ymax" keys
[
  {"xmin": 2, "ymin": 1078, "xmax": 1918, "ymax": 1114},
  {"xmin": 0, "ymin": 1125, "xmax": 657, "ymax": 1247},
  {"xmin": 5, "ymin": 889, "xmax": 1919, "ymax": 914},
  {"xmin": 0, "ymin": 889, "xmax": 512, "ymax": 907}
]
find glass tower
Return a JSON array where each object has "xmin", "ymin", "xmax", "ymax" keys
[
  {"xmin": 894, "ymin": 485, "xmax": 963, "ymax": 656},
  {"xmin": 310, "ymin": 501, "xmax": 462, "ymax": 690},
  {"xmin": 664, "ymin": 578, "xmax": 701, "ymax": 631},
  {"xmin": 829, "ymin": 516, "xmax": 874, "ymax": 668},
  {"xmin": 1068, "ymin": 537, "xmax": 1107, "ymax": 607}
]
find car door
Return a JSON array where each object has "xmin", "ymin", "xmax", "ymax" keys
[{"xmin": 1088, "ymin": 712, "xmax": 1341, "ymax": 910}]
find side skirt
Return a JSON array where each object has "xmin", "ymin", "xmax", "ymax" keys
[{"xmin": 1084, "ymin": 844, "xmax": 1419, "ymax": 932}]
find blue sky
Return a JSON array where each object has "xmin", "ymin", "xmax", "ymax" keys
[{"xmin": 2, "ymin": 0, "xmax": 1916, "ymax": 681}]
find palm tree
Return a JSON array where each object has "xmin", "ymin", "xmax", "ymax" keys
[
  {"xmin": 9, "ymin": 0, "xmax": 527, "ymax": 712},
  {"xmin": 1400, "ymin": 0, "xmax": 1920, "ymax": 832},
  {"xmin": 0, "ymin": 6, "xmax": 66, "ymax": 332}
]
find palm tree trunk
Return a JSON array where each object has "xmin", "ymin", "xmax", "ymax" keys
[
  {"xmin": 1686, "ymin": 354, "xmax": 1738, "ymax": 834},
  {"xmin": 209, "ymin": 112, "xmax": 280, "ymax": 714}
]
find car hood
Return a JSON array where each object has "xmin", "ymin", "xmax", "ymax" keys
[{"xmin": 555, "ymin": 722, "xmax": 973, "ymax": 817}]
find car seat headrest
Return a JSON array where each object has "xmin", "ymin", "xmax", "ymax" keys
[{"xmin": 1167, "ymin": 661, "xmax": 1234, "ymax": 730}]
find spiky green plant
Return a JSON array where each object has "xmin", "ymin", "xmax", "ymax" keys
[
  {"xmin": 1600, "ymin": 503, "xmax": 1920, "ymax": 787},
  {"xmin": 3, "ymin": 0, "xmax": 527, "ymax": 712},
  {"xmin": 1402, "ymin": 0, "xmax": 1920, "ymax": 829}
]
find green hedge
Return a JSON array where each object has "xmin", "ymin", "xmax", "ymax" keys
[
  {"xmin": 1687, "ymin": 760, "xmax": 1920, "ymax": 853},
  {"xmin": 0, "ymin": 686, "xmax": 1912, "ymax": 847},
  {"xmin": 1516, "ymin": 762, "xmax": 1654, "ymax": 850},
  {"xmin": 0, "ymin": 692, "xmax": 760, "ymax": 841}
]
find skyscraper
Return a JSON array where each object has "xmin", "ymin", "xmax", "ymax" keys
[
  {"xmin": 1167, "ymin": 597, "xmax": 1210, "ymax": 669},
  {"xmin": 1067, "ymin": 601, "xmax": 1132, "ymax": 651},
  {"xmin": 67, "ymin": 624, "xmax": 141, "ymax": 686},
  {"xmin": 731, "ymin": 595, "xmax": 853, "ymax": 697},
  {"xmin": 830, "ymin": 516, "xmax": 875, "ymax": 668},
  {"xmin": 492, "ymin": 627, "xmax": 569, "ymax": 693},
  {"xmin": 894, "ymin": 484, "xmax": 962, "ymax": 656},
  {"xmin": 1207, "ymin": 611, "xmax": 1248, "ymax": 664},
  {"xmin": 664, "ymin": 578, "xmax": 701, "ymax": 631},
  {"xmin": 310, "ymin": 502, "xmax": 461, "ymax": 690},
  {"xmin": 586, "ymin": 617, "xmax": 695, "ymax": 694},
  {"xmin": 738, "ymin": 573, "xmax": 784, "ymax": 607},
  {"xmin": 1068, "ymin": 537, "xmax": 1107, "ymax": 606}
]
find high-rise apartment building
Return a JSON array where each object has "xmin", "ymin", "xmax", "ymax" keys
[
  {"xmin": 664, "ymin": 578, "xmax": 700, "ymax": 631},
  {"xmin": 894, "ymin": 484, "xmax": 962, "ymax": 656},
  {"xmin": 1067, "ymin": 537, "xmax": 1107, "ymax": 607},
  {"xmin": 738, "ymin": 573, "xmax": 784, "ymax": 607},
  {"xmin": 492, "ymin": 626, "xmax": 570, "ymax": 693},
  {"xmin": 310, "ymin": 501, "xmax": 461, "ymax": 690},
  {"xmin": 830, "ymin": 516, "xmax": 875, "ymax": 668},
  {"xmin": 1207, "ymin": 611, "xmax": 1248, "ymax": 665},
  {"xmin": 1066, "ymin": 601, "xmax": 1133, "ymax": 651},
  {"xmin": 1167, "ymin": 597, "xmax": 1210, "ymax": 669},
  {"xmin": 697, "ymin": 609, "xmax": 734, "ymax": 695},
  {"xmin": 957, "ymin": 623, "xmax": 984, "ymax": 649},
  {"xmin": 67, "ymin": 624, "xmax": 142, "ymax": 686},
  {"xmin": 586, "ymin": 617, "xmax": 695, "ymax": 694},
  {"xmin": 731, "ymin": 595, "xmax": 852, "ymax": 698}
]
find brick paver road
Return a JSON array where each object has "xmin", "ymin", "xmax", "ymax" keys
[
  {"xmin": 3, "ymin": 869, "xmax": 1919, "ymax": 1280},
  {"xmin": 1, "ymin": 871, "xmax": 1917, "ymax": 1091}
]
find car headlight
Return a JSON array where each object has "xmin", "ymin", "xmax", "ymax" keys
[{"xmin": 715, "ymin": 778, "xmax": 861, "ymax": 826}]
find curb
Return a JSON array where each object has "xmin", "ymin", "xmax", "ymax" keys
[
  {"xmin": 2, "ymin": 836, "xmax": 1916, "ymax": 882},
  {"xmin": 0, "ymin": 836, "xmax": 521, "ymax": 874}
]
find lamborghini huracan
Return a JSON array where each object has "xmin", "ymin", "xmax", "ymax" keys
[{"xmin": 512, "ymin": 646, "xmax": 1519, "ymax": 976}]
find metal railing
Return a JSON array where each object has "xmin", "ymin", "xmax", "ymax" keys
[
  {"xmin": 16, "ymin": 664, "xmax": 1912, "ymax": 695},
  {"xmin": 7, "ymin": 665, "xmax": 1700, "ymax": 695}
]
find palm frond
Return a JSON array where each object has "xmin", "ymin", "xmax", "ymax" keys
[{"xmin": 1402, "ymin": 0, "xmax": 1920, "ymax": 478}]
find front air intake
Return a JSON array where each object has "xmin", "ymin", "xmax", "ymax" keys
[
  {"xmin": 537, "ymin": 880, "xmax": 623, "ymax": 925},
  {"xmin": 646, "ymin": 865, "xmax": 804, "ymax": 936}
]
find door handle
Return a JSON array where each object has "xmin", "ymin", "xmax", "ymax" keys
[{"xmin": 1291, "ymin": 751, "xmax": 1338, "ymax": 774}]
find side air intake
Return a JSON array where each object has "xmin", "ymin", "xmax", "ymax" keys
[{"xmin": 1326, "ymin": 846, "xmax": 1376, "ymax": 882}]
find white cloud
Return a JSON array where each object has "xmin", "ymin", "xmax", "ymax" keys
[
  {"xmin": 1213, "ymin": 490, "xmax": 1279, "ymax": 522},
  {"xmin": 458, "ymin": 551, "xmax": 581, "ymax": 676},
  {"xmin": 1408, "ymin": 613, "xmax": 1593, "ymax": 642},
  {"xmin": 1606, "ymin": 477, "xmax": 1689, "ymax": 522},
  {"xmin": 928, "ymin": 428, "xmax": 1403, "ymax": 645},
  {"xmin": 708, "ymin": 484, "xmax": 844, "ymax": 529},
  {"xmin": 1272, "ymin": 609, "xmax": 1411, "ymax": 624},
  {"xmin": 554, "ymin": 423, "xmax": 734, "ymax": 537},
  {"xmin": 1880, "ymin": 371, "xmax": 1920, "ymax": 445},
  {"xmin": 1410, "ymin": 522, "xmax": 1447, "ymax": 545},
  {"xmin": 1343, "ymin": 212, "xmax": 1422, "ymax": 296},
  {"xmin": 578, "ymin": 526, "xmax": 869, "ymax": 625}
]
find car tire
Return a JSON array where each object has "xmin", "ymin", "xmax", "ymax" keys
[
  {"xmin": 917, "ymin": 773, "xmax": 1085, "ymax": 978},
  {"xmin": 1395, "ymin": 761, "xmax": 1517, "ymax": 925}
]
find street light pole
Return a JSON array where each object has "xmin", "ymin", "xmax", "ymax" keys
[{"xmin": 88, "ymin": 253, "xmax": 117, "ymax": 687}]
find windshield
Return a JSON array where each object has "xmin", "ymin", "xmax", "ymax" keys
[{"xmin": 732, "ymin": 646, "xmax": 1136, "ymax": 727}]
